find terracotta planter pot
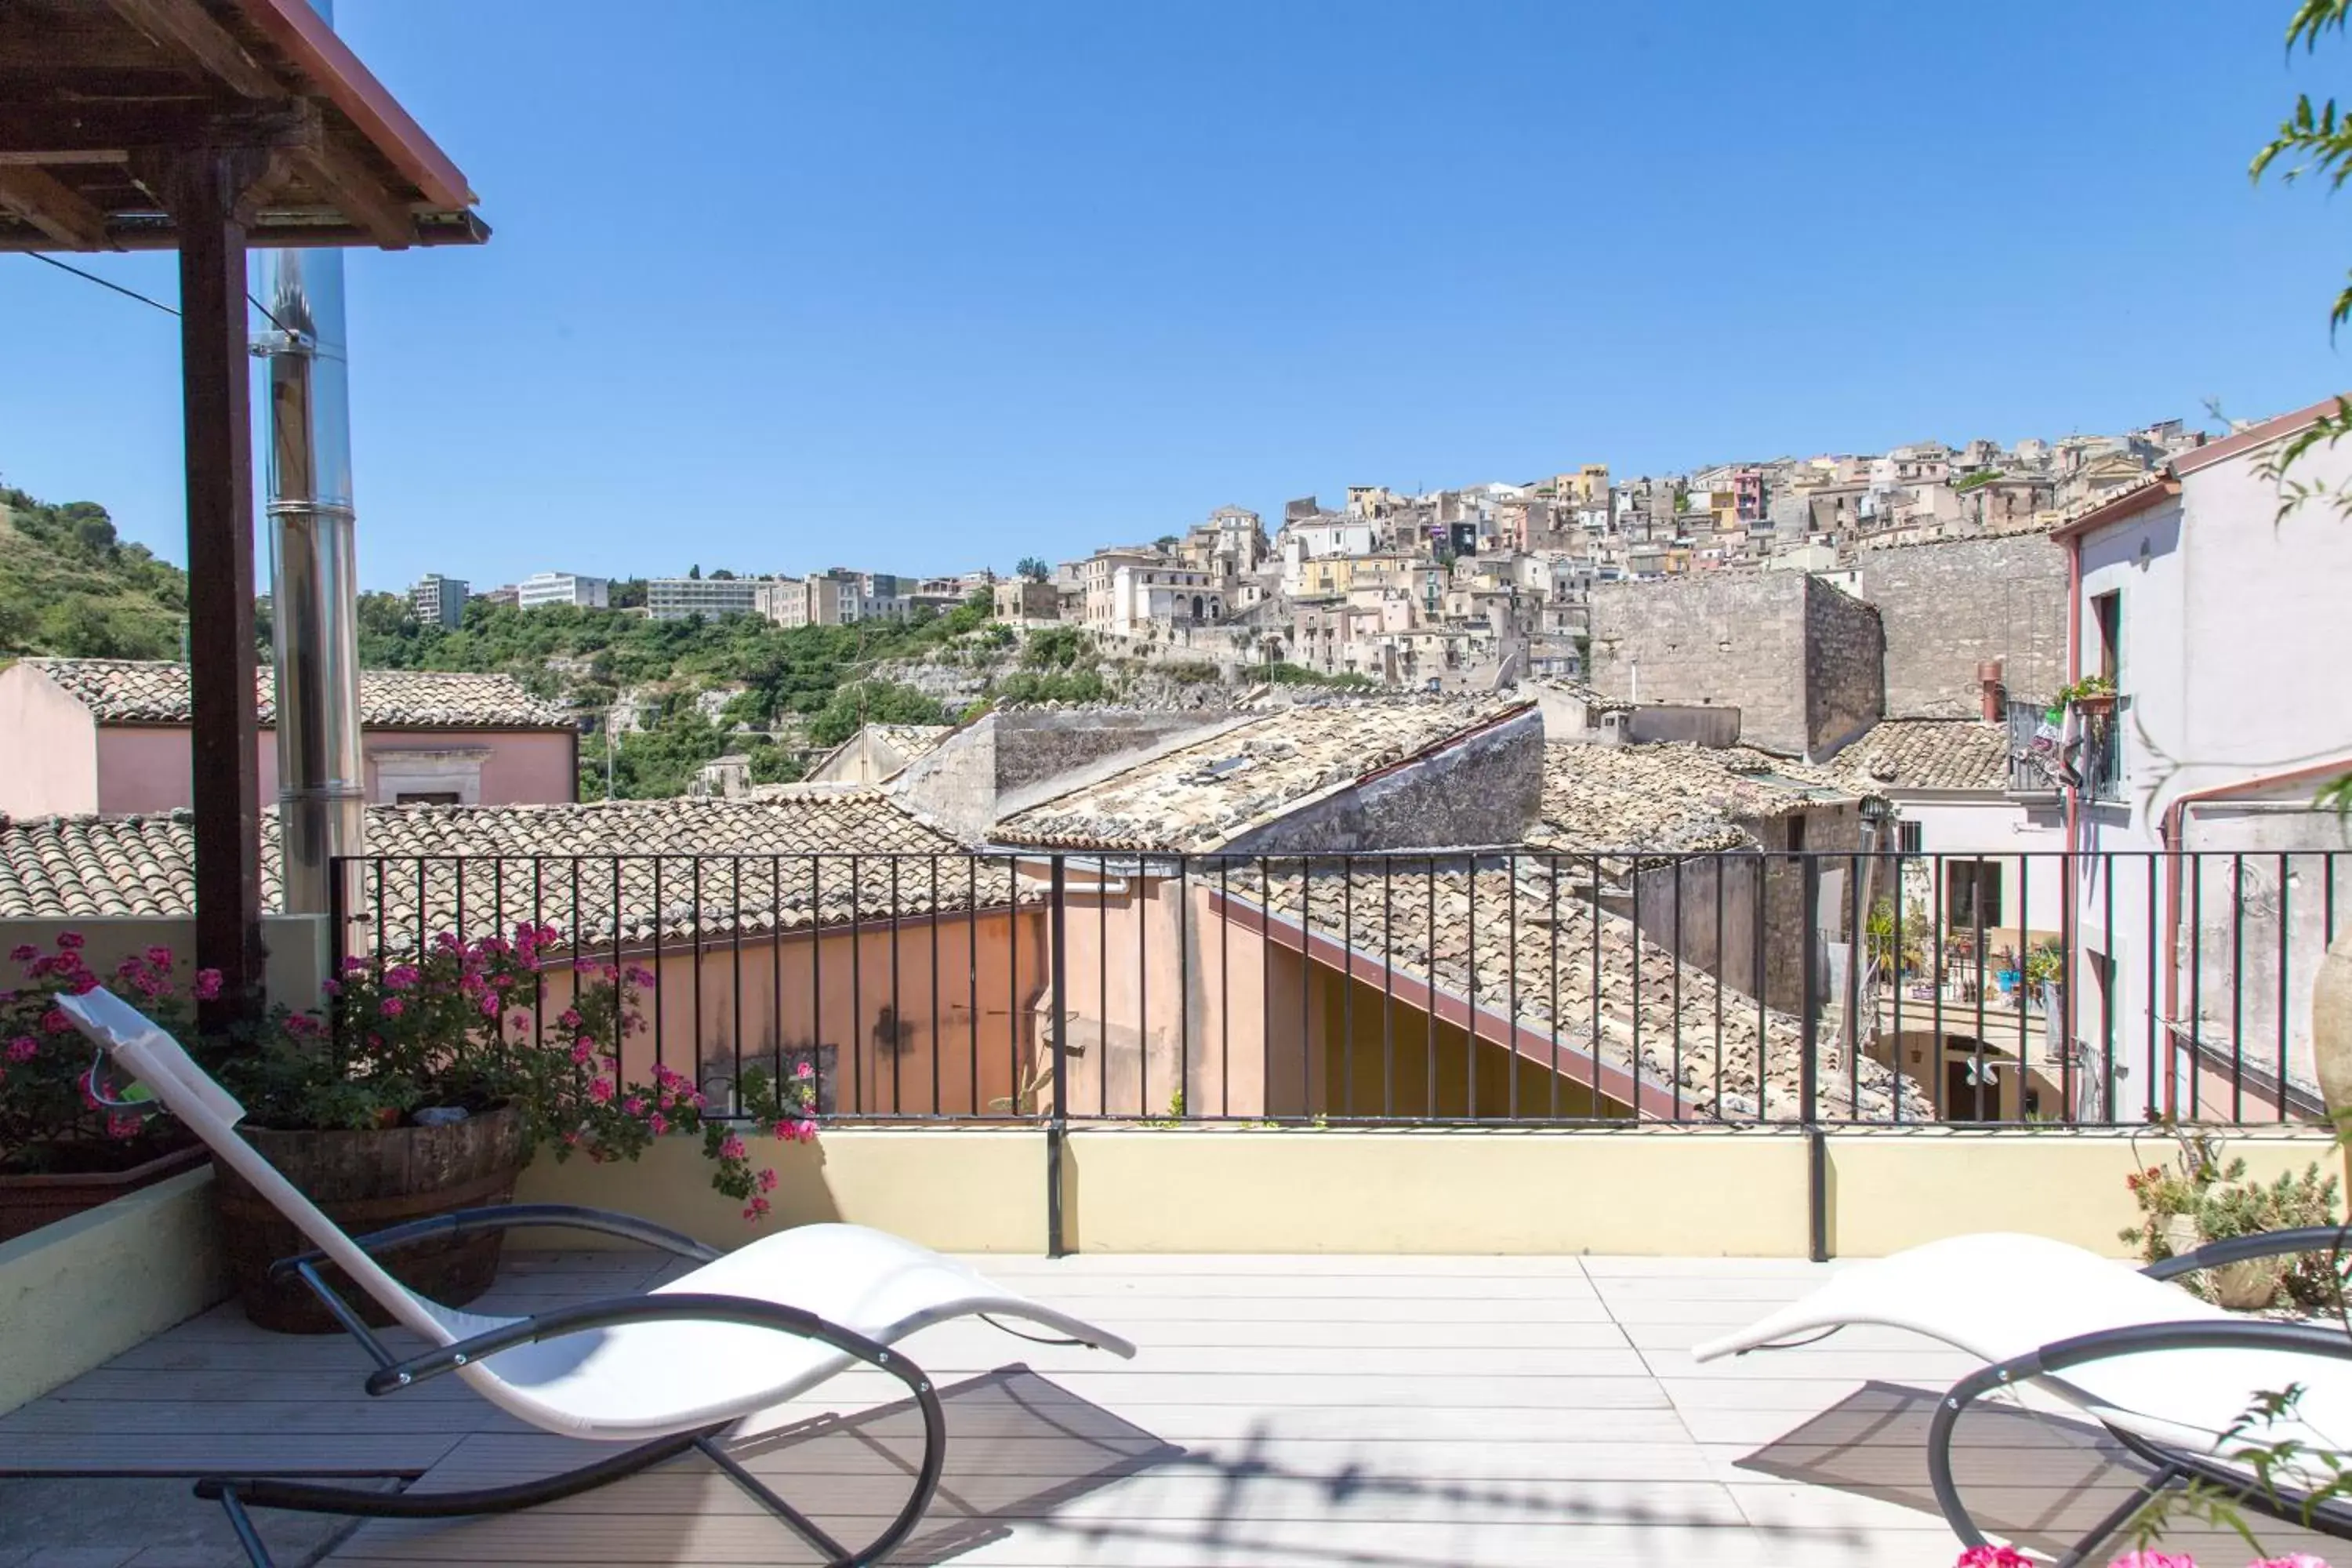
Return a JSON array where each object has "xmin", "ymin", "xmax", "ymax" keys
[
  {"xmin": 2315, "ymin": 930, "xmax": 2352, "ymax": 1121},
  {"xmin": 0, "ymin": 1142, "xmax": 207, "ymax": 1243},
  {"xmin": 210, "ymin": 1105, "xmax": 525, "ymax": 1334},
  {"xmin": 2071, "ymin": 693, "xmax": 2116, "ymax": 720}
]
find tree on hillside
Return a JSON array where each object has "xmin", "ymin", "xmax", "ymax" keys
[
  {"xmin": 687, "ymin": 564, "xmax": 701, "ymax": 580},
  {"xmin": 1016, "ymin": 556, "xmax": 1051, "ymax": 582},
  {"xmin": 804, "ymin": 680, "xmax": 949, "ymax": 749},
  {"xmin": 1154, "ymin": 534, "xmax": 1180, "ymax": 553}
]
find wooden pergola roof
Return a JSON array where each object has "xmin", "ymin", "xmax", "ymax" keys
[{"xmin": 0, "ymin": 0, "xmax": 485, "ymax": 252}]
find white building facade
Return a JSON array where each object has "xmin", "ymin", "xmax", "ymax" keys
[
  {"xmin": 516, "ymin": 572, "xmax": 611, "ymax": 610},
  {"xmin": 2057, "ymin": 398, "xmax": 2352, "ymax": 1122}
]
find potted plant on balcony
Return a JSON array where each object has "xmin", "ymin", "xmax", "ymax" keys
[
  {"xmin": 0, "ymin": 935, "xmax": 210, "ymax": 1243},
  {"xmin": 2055, "ymin": 673, "xmax": 2118, "ymax": 721},
  {"xmin": 194, "ymin": 924, "xmax": 819, "ymax": 1332}
]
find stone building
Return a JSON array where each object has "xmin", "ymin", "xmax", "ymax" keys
[{"xmin": 1584, "ymin": 573, "xmax": 1882, "ymax": 758}]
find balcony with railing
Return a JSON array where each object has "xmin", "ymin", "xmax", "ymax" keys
[{"xmin": 2, "ymin": 845, "xmax": 2347, "ymax": 1566}]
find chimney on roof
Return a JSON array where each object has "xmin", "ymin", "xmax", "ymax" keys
[
  {"xmin": 260, "ymin": 0, "xmax": 366, "ymax": 925},
  {"xmin": 1977, "ymin": 660, "xmax": 2004, "ymax": 723}
]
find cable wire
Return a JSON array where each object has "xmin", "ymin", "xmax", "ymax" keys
[
  {"xmin": 23, "ymin": 251, "xmax": 300, "ymax": 334},
  {"xmin": 23, "ymin": 250, "xmax": 177, "ymax": 317}
]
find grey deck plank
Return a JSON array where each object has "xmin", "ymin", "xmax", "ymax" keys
[{"xmin": 0, "ymin": 1249, "xmax": 2206, "ymax": 1566}]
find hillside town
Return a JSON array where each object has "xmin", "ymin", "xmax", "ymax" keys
[
  {"xmin": 402, "ymin": 412, "xmax": 2212, "ymax": 700},
  {"xmin": 13, "ymin": 5, "xmax": 2352, "ymax": 1565}
]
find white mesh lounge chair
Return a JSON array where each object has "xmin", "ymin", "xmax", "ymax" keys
[
  {"xmin": 59, "ymin": 988, "xmax": 1138, "ymax": 1568},
  {"xmin": 1695, "ymin": 1229, "xmax": 2352, "ymax": 1566}
]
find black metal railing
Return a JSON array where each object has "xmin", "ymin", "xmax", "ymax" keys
[{"xmin": 328, "ymin": 848, "xmax": 2348, "ymax": 1134}]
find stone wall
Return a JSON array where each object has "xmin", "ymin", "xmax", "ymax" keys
[
  {"xmin": 1804, "ymin": 577, "xmax": 1885, "ymax": 758},
  {"xmin": 900, "ymin": 708, "xmax": 1240, "ymax": 841},
  {"xmin": 1587, "ymin": 575, "xmax": 1809, "ymax": 753},
  {"xmin": 1586, "ymin": 575, "xmax": 1881, "ymax": 757},
  {"xmin": 1232, "ymin": 706, "xmax": 1546, "ymax": 853},
  {"xmin": 1856, "ymin": 532, "xmax": 2068, "ymax": 713}
]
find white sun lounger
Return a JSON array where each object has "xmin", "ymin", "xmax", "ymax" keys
[
  {"xmin": 1694, "ymin": 1229, "xmax": 2352, "ymax": 1566},
  {"xmin": 59, "ymin": 987, "xmax": 1137, "ymax": 1568}
]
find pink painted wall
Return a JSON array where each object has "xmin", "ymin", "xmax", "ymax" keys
[
  {"xmin": 0, "ymin": 664, "xmax": 97, "ymax": 816},
  {"xmin": 89, "ymin": 725, "xmax": 576, "ymax": 815},
  {"xmin": 511, "ymin": 908, "xmax": 1046, "ymax": 1120}
]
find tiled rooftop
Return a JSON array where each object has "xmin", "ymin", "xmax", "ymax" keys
[
  {"xmin": 870, "ymin": 722, "xmax": 952, "ymax": 761},
  {"xmin": 1833, "ymin": 718, "xmax": 2013, "ymax": 792},
  {"xmin": 1527, "ymin": 743, "xmax": 1856, "ymax": 857},
  {"xmin": 0, "ymin": 790, "xmax": 1011, "ymax": 946},
  {"xmin": 992, "ymin": 696, "xmax": 1533, "ymax": 852},
  {"xmin": 1232, "ymin": 858, "xmax": 1920, "ymax": 1120},
  {"xmin": 21, "ymin": 658, "xmax": 572, "ymax": 729}
]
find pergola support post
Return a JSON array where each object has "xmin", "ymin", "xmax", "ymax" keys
[{"xmin": 140, "ymin": 145, "xmax": 279, "ymax": 1033}]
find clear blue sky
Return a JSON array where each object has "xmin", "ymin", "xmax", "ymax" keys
[{"xmin": 2, "ymin": 1, "xmax": 2347, "ymax": 590}]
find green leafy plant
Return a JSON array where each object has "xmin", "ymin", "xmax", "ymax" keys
[
  {"xmin": 2053, "ymin": 674, "xmax": 2118, "ymax": 711},
  {"xmin": 239, "ymin": 926, "xmax": 822, "ymax": 1218},
  {"xmin": 0, "ymin": 935, "xmax": 209, "ymax": 1174},
  {"xmin": 2120, "ymin": 1122, "xmax": 2343, "ymax": 1310}
]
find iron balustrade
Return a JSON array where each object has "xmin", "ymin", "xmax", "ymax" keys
[{"xmin": 325, "ymin": 847, "xmax": 2347, "ymax": 1132}]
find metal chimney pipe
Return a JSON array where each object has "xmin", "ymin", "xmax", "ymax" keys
[{"xmin": 258, "ymin": 0, "xmax": 364, "ymax": 922}]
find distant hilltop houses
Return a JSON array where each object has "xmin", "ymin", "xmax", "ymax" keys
[{"xmin": 404, "ymin": 411, "xmax": 2227, "ymax": 696}]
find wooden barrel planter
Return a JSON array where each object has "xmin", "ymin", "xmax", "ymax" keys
[{"xmin": 210, "ymin": 1105, "xmax": 526, "ymax": 1333}]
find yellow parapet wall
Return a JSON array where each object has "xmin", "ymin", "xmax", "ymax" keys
[
  {"xmin": 1824, "ymin": 1127, "xmax": 2343, "ymax": 1258},
  {"xmin": 514, "ymin": 1123, "xmax": 2346, "ymax": 1258},
  {"xmin": 1061, "ymin": 1127, "xmax": 1811, "ymax": 1255},
  {"xmin": 513, "ymin": 1127, "xmax": 1050, "ymax": 1253},
  {"xmin": 0, "ymin": 1167, "xmax": 227, "ymax": 1416}
]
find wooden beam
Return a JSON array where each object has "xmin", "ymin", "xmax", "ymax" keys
[
  {"xmin": 293, "ymin": 139, "xmax": 411, "ymax": 249},
  {"xmin": 103, "ymin": 0, "xmax": 281, "ymax": 99},
  {"xmin": 0, "ymin": 100, "xmax": 314, "ymax": 159},
  {"xmin": 140, "ymin": 144, "xmax": 278, "ymax": 1033},
  {"xmin": 0, "ymin": 166, "xmax": 111, "ymax": 249},
  {"xmin": 0, "ymin": 208, "xmax": 488, "ymax": 252}
]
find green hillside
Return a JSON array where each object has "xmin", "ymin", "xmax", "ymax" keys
[{"xmin": 0, "ymin": 484, "xmax": 187, "ymax": 660}]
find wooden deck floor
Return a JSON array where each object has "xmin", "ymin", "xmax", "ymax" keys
[{"xmin": 2, "ymin": 1250, "xmax": 2336, "ymax": 1566}]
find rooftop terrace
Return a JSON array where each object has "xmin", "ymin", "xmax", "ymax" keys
[{"xmin": 9, "ymin": 1246, "xmax": 2339, "ymax": 1566}]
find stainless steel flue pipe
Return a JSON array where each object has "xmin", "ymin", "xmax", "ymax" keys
[{"xmin": 256, "ymin": 5, "xmax": 364, "ymax": 922}]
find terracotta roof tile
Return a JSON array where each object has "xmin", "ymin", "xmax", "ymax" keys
[
  {"xmin": 23, "ymin": 659, "xmax": 571, "ymax": 729},
  {"xmin": 0, "ymin": 790, "xmax": 1003, "ymax": 946},
  {"xmin": 1834, "ymin": 719, "xmax": 2012, "ymax": 792},
  {"xmin": 1528, "ymin": 743, "xmax": 1856, "ymax": 856},
  {"xmin": 993, "ymin": 696, "xmax": 1533, "ymax": 852},
  {"xmin": 1232, "ymin": 858, "xmax": 1922, "ymax": 1121}
]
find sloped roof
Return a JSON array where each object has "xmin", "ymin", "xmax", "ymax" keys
[
  {"xmin": 21, "ymin": 659, "xmax": 570, "ymax": 730},
  {"xmin": 801, "ymin": 723, "xmax": 955, "ymax": 783},
  {"xmin": 0, "ymin": 790, "xmax": 1007, "ymax": 948},
  {"xmin": 1230, "ymin": 858, "xmax": 1921, "ymax": 1122},
  {"xmin": 1527, "ymin": 743, "xmax": 1855, "ymax": 856},
  {"xmin": 991, "ymin": 696, "xmax": 1533, "ymax": 852},
  {"xmin": 1834, "ymin": 719, "xmax": 2011, "ymax": 793}
]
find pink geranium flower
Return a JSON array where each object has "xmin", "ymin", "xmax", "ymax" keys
[
  {"xmin": 9, "ymin": 943, "xmax": 37, "ymax": 963},
  {"xmin": 719, "ymin": 1134, "xmax": 746, "ymax": 1161},
  {"xmin": 379, "ymin": 997, "xmax": 405, "ymax": 1018},
  {"xmin": 742, "ymin": 1196, "xmax": 771, "ymax": 1221},
  {"xmin": 54, "ymin": 931, "xmax": 84, "ymax": 949},
  {"xmin": 5, "ymin": 1036, "xmax": 36, "ymax": 1063},
  {"xmin": 647, "ymin": 1112, "xmax": 668, "ymax": 1136},
  {"xmin": 2101, "ymin": 1553, "xmax": 2198, "ymax": 1568},
  {"xmin": 192, "ymin": 968, "xmax": 223, "ymax": 1001},
  {"xmin": 589, "ymin": 1078, "xmax": 615, "ymax": 1104}
]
